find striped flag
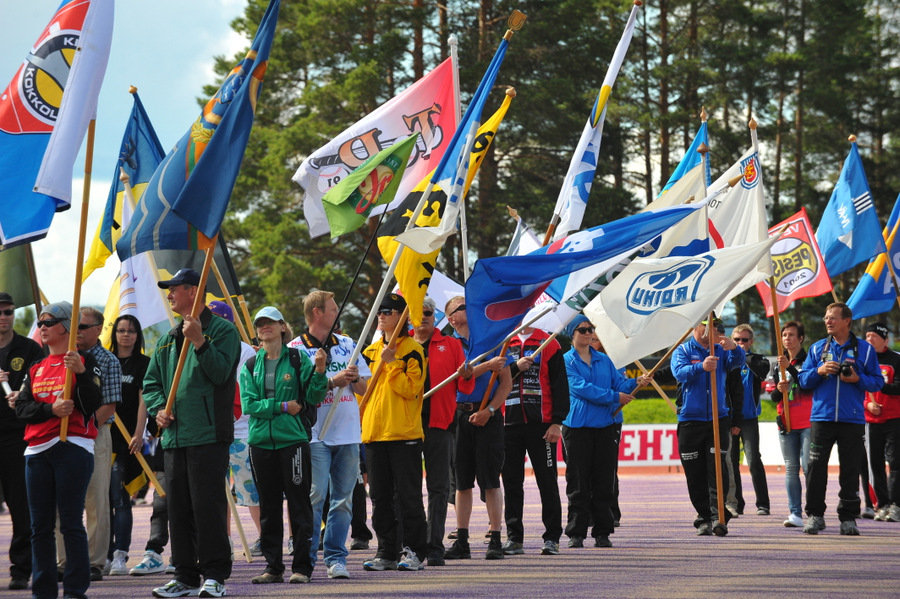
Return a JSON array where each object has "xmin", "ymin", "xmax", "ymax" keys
[{"xmin": 846, "ymin": 194, "xmax": 900, "ymax": 319}]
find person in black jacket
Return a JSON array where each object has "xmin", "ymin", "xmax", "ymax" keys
[{"xmin": 863, "ymin": 322, "xmax": 900, "ymax": 522}]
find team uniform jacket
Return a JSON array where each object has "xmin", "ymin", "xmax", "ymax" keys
[
  {"xmin": 144, "ymin": 307, "xmax": 241, "ymax": 449},
  {"xmin": 770, "ymin": 348, "xmax": 814, "ymax": 430},
  {"xmin": 671, "ymin": 337, "xmax": 745, "ymax": 423},
  {"xmin": 505, "ymin": 331, "xmax": 569, "ymax": 426},
  {"xmin": 865, "ymin": 348, "xmax": 900, "ymax": 424},
  {"xmin": 361, "ymin": 335, "xmax": 425, "ymax": 443},
  {"xmin": 739, "ymin": 352, "xmax": 771, "ymax": 419},
  {"xmin": 421, "ymin": 329, "xmax": 466, "ymax": 430},
  {"xmin": 0, "ymin": 332, "xmax": 44, "ymax": 439},
  {"xmin": 798, "ymin": 334, "xmax": 883, "ymax": 424},
  {"xmin": 563, "ymin": 347, "xmax": 635, "ymax": 430}
]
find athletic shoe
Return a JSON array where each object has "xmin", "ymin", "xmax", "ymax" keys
[
  {"xmin": 287, "ymin": 537, "xmax": 294, "ymax": 556},
  {"xmin": 398, "ymin": 547, "xmax": 425, "ymax": 571},
  {"xmin": 362, "ymin": 557, "xmax": 398, "ymax": 571},
  {"xmin": 152, "ymin": 579, "xmax": 201, "ymax": 598},
  {"xmin": 349, "ymin": 538, "xmax": 369, "ymax": 551},
  {"xmin": 110, "ymin": 550, "xmax": 129, "ymax": 575},
  {"xmin": 502, "ymin": 540, "xmax": 524, "ymax": 555},
  {"xmin": 327, "ymin": 562, "xmax": 350, "ymax": 579},
  {"xmin": 289, "ymin": 573, "xmax": 310, "ymax": 583},
  {"xmin": 131, "ymin": 550, "xmax": 166, "ymax": 576},
  {"xmin": 874, "ymin": 507, "xmax": 889, "ymax": 521},
  {"xmin": 887, "ymin": 504, "xmax": 900, "ymax": 522},
  {"xmin": 250, "ymin": 572, "xmax": 282, "ymax": 584},
  {"xmin": 697, "ymin": 522, "xmax": 712, "ymax": 536},
  {"xmin": 803, "ymin": 516, "xmax": 826, "ymax": 535},
  {"xmin": 90, "ymin": 566, "xmax": 104, "ymax": 581},
  {"xmin": 594, "ymin": 535, "xmax": 613, "ymax": 548},
  {"xmin": 540, "ymin": 540, "xmax": 560, "ymax": 555},
  {"xmin": 756, "ymin": 507, "xmax": 770, "ymax": 516},
  {"xmin": 862, "ymin": 506, "xmax": 876, "ymax": 519},
  {"xmin": 426, "ymin": 554, "xmax": 445, "ymax": 566},
  {"xmin": 567, "ymin": 536, "xmax": 584, "ymax": 548},
  {"xmin": 166, "ymin": 563, "xmax": 176, "ymax": 575},
  {"xmin": 783, "ymin": 514, "xmax": 804, "ymax": 528},
  {"xmin": 248, "ymin": 538, "xmax": 263, "ymax": 557},
  {"xmin": 485, "ymin": 539, "xmax": 504, "ymax": 560},
  {"xmin": 102, "ymin": 559, "xmax": 112, "ymax": 576},
  {"xmin": 839, "ymin": 519, "xmax": 860, "ymax": 536},
  {"xmin": 444, "ymin": 540, "xmax": 471, "ymax": 560},
  {"xmin": 199, "ymin": 579, "xmax": 225, "ymax": 597}
]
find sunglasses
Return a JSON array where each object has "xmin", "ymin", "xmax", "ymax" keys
[
  {"xmin": 37, "ymin": 317, "xmax": 67, "ymax": 328},
  {"xmin": 732, "ymin": 337, "xmax": 751, "ymax": 343},
  {"xmin": 377, "ymin": 308, "xmax": 396, "ymax": 316},
  {"xmin": 0, "ymin": 309, "xmax": 14, "ymax": 316},
  {"xmin": 449, "ymin": 304, "xmax": 466, "ymax": 316},
  {"xmin": 575, "ymin": 326, "xmax": 595, "ymax": 335},
  {"xmin": 78, "ymin": 323, "xmax": 100, "ymax": 330},
  {"xmin": 422, "ymin": 310, "xmax": 434, "ymax": 317}
]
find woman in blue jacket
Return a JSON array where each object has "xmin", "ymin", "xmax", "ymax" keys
[{"xmin": 561, "ymin": 315, "xmax": 649, "ymax": 549}]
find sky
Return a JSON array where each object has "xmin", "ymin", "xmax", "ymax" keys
[{"xmin": 0, "ymin": 0, "xmax": 249, "ymax": 307}]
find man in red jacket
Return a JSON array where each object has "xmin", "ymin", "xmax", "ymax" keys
[{"xmin": 863, "ymin": 322, "xmax": 900, "ymax": 522}]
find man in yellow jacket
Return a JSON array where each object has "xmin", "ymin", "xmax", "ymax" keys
[{"xmin": 360, "ymin": 293, "xmax": 427, "ymax": 572}]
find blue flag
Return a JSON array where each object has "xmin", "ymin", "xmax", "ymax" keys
[
  {"xmin": 659, "ymin": 122, "xmax": 710, "ymax": 195},
  {"xmin": 846, "ymin": 194, "xmax": 900, "ymax": 319},
  {"xmin": 815, "ymin": 142, "xmax": 886, "ymax": 277},
  {"xmin": 118, "ymin": 0, "xmax": 280, "ymax": 259},
  {"xmin": 463, "ymin": 203, "xmax": 703, "ymax": 359}
]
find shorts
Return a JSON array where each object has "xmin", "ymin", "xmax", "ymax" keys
[
  {"xmin": 229, "ymin": 439, "xmax": 259, "ymax": 507},
  {"xmin": 454, "ymin": 409, "xmax": 504, "ymax": 491}
]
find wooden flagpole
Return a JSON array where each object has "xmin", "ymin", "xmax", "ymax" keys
[
  {"xmin": 113, "ymin": 413, "xmax": 165, "ymax": 497},
  {"xmin": 60, "ymin": 119, "xmax": 97, "ymax": 442},
  {"xmin": 210, "ymin": 261, "xmax": 251, "ymax": 345},
  {"xmin": 769, "ymin": 280, "xmax": 791, "ymax": 432},
  {"xmin": 707, "ymin": 310, "xmax": 727, "ymax": 534},
  {"xmin": 358, "ymin": 305, "xmax": 411, "ymax": 414}
]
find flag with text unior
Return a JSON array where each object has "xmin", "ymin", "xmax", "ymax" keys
[
  {"xmin": 322, "ymin": 134, "xmax": 419, "ymax": 237},
  {"xmin": 84, "ymin": 91, "xmax": 165, "ymax": 282},
  {"xmin": 117, "ymin": 0, "xmax": 280, "ymax": 259},
  {"xmin": 297, "ymin": 58, "xmax": 457, "ymax": 238},
  {"xmin": 755, "ymin": 208, "xmax": 832, "ymax": 317},
  {"xmin": 377, "ymin": 92, "xmax": 514, "ymax": 326},
  {"xmin": 815, "ymin": 141, "xmax": 886, "ymax": 277},
  {"xmin": 0, "ymin": 0, "xmax": 113, "ymax": 247},
  {"xmin": 846, "ymin": 193, "xmax": 900, "ymax": 319}
]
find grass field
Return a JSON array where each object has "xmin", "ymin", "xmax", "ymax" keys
[{"xmin": 625, "ymin": 397, "xmax": 778, "ymax": 424}]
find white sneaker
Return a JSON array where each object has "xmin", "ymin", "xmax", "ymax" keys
[
  {"xmin": 199, "ymin": 578, "xmax": 226, "ymax": 597},
  {"xmin": 398, "ymin": 546, "xmax": 424, "ymax": 571},
  {"xmin": 783, "ymin": 514, "xmax": 804, "ymax": 528},
  {"xmin": 102, "ymin": 558, "xmax": 113, "ymax": 576},
  {"xmin": 130, "ymin": 550, "xmax": 166, "ymax": 576},
  {"xmin": 327, "ymin": 562, "xmax": 350, "ymax": 579},
  {"xmin": 109, "ymin": 550, "xmax": 129, "ymax": 575}
]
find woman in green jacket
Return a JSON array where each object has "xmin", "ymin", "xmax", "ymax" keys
[{"xmin": 240, "ymin": 306, "xmax": 327, "ymax": 584}]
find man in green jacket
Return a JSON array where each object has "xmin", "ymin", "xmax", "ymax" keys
[{"xmin": 144, "ymin": 269, "xmax": 240, "ymax": 599}]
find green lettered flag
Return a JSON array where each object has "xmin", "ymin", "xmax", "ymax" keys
[{"xmin": 321, "ymin": 133, "xmax": 420, "ymax": 237}]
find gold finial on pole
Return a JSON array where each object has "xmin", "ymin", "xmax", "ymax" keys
[
  {"xmin": 749, "ymin": 117, "xmax": 758, "ymax": 130},
  {"xmin": 128, "ymin": 85, "xmax": 137, "ymax": 94},
  {"xmin": 849, "ymin": 134, "xmax": 857, "ymax": 143},
  {"xmin": 633, "ymin": 0, "xmax": 643, "ymax": 5},
  {"xmin": 697, "ymin": 142, "xmax": 710, "ymax": 156},
  {"xmin": 700, "ymin": 106, "xmax": 708, "ymax": 122},
  {"xmin": 504, "ymin": 10, "xmax": 527, "ymax": 40},
  {"xmin": 505, "ymin": 87, "xmax": 517, "ymax": 98},
  {"xmin": 507, "ymin": 205, "xmax": 519, "ymax": 220}
]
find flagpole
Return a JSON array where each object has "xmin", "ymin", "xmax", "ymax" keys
[
  {"xmin": 215, "ymin": 234, "xmax": 256, "ymax": 339},
  {"xmin": 769, "ymin": 280, "xmax": 791, "ymax": 433},
  {"xmin": 211, "ymin": 262, "xmax": 251, "ymax": 345},
  {"xmin": 163, "ymin": 236, "xmax": 218, "ymax": 415},
  {"xmin": 357, "ymin": 305, "xmax": 411, "ymax": 415},
  {"xmin": 113, "ymin": 413, "xmax": 165, "ymax": 497},
  {"xmin": 449, "ymin": 33, "xmax": 471, "ymax": 279},
  {"xmin": 60, "ymin": 119, "xmax": 97, "ymax": 442},
  {"xmin": 707, "ymin": 310, "xmax": 726, "ymax": 534},
  {"xmin": 633, "ymin": 361, "xmax": 677, "ymax": 414}
]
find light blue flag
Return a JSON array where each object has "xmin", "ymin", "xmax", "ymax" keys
[
  {"xmin": 846, "ymin": 193, "xmax": 900, "ymax": 319},
  {"xmin": 659, "ymin": 122, "xmax": 710, "ymax": 196},
  {"xmin": 815, "ymin": 142, "xmax": 886, "ymax": 277}
]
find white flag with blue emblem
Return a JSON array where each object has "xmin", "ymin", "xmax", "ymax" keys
[{"xmin": 815, "ymin": 141, "xmax": 886, "ymax": 277}]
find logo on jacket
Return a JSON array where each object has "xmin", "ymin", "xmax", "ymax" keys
[{"xmin": 624, "ymin": 257, "xmax": 714, "ymax": 316}]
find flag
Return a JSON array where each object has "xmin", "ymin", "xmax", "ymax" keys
[
  {"xmin": 296, "ymin": 58, "xmax": 458, "ymax": 238},
  {"xmin": 463, "ymin": 203, "xmax": 704, "ymax": 359},
  {"xmin": 755, "ymin": 208, "xmax": 832, "ymax": 317},
  {"xmin": 321, "ymin": 134, "xmax": 419, "ymax": 237},
  {"xmin": 376, "ymin": 92, "xmax": 514, "ymax": 326},
  {"xmin": 0, "ymin": 245, "xmax": 36, "ymax": 306},
  {"xmin": 393, "ymin": 35, "xmax": 512, "ymax": 255},
  {"xmin": 394, "ymin": 269, "xmax": 463, "ymax": 332},
  {"xmin": 118, "ymin": 0, "xmax": 280, "ymax": 259},
  {"xmin": 707, "ymin": 147, "xmax": 769, "ymax": 250},
  {"xmin": 847, "ymin": 194, "xmax": 900, "ymax": 319},
  {"xmin": 83, "ymin": 91, "xmax": 165, "ymax": 281},
  {"xmin": 640, "ymin": 164, "xmax": 709, "ymax": 257},
  {"xmin": 659, "ymin": 122, "xmax": 710, "ymax": 196},
  {"xmin": 151, "ymin": 235, "xmax": 243, "ymax": 303},
  {"xmin": 506, "ymin": 213, "xmax": 541, "ymax": 256},
  {"xmin": 587, "ymin": 236, "xmax": 781, "ymax": 369},
  {"xmin": 550, "ymin": 2, "xmax": 641, "ymax": 242},
  {"xmin": 815, "ymin": 141, "xmax": 886, "ymax": 277},
  {"xmin": 0, "ymin": 0, "xmax": 113, "ymax": 247}
]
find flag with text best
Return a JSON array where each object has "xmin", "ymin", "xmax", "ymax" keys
[
  {"xmin": 847, "ymin": 194, "xmax": 900, "ymax": 319},
  {"xmin": 755, "ymin": 208, "xmax": 832, "ymax": 317},
  {"xmin": 815, "ymin": 141, "xmax": 886, "ymax": 277},
  {"xmin": 0, "ymin": 0, "xmax": 113, "ymax": 247}
]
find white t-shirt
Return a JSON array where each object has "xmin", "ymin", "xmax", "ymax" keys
[
  {"xmin": 288, "ymin": 332, "xmax": 370, "ymax": 446},
  {"xmin": 233, "ymin": 342, "xmax": 257, "ymax": 440}
]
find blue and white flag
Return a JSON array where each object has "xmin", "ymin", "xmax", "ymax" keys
[
  {"xmin": 846, "ymin": 193, "xmax": 900, "ymax": 319},
  {"xmin": 659, "ymin": 122, "xmax": 711, "ymax": 196},
  {"xmin": 815, "ymin": 141, "xmax": 885, "ymax": 277}
]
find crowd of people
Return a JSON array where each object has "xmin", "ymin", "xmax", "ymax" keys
[{"xmin": 0, "ymin": 272, "xmax": 898, "ymax": 598}]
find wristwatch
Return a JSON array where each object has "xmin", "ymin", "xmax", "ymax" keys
[{"xmin": 488, "ymin": 405, "xmax": 495, "ymax": 414}]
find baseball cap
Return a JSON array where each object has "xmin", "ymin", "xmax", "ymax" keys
[
  {"xmin": 40, "ymin": 301, "xmax": 73, "ymax": 332},
  {"xmin": 0, "ymin": 292, "xmax": 13, "ymax": 306},
  {"xmin": 254, "ymin": 306, "xmax": 285, "ymax": 325},
  {"xmin": 208, "ymin": 300, "xmax": 235, "ymax": 323},
  {"xmin": 157, "ymin": 268, "xmax": 201, "ymax": 289},
  {"xmin": 380, "ymin": 293, "xmax": 406, "ymax": 312}
]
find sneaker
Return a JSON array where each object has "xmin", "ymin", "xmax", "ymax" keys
[
  {"xmin": 249, "ymin": 538, "xmax": 263, "ymax": 557},
  {"xmin": 839, "ymin": 519, "xmax": 860, "ymax": 536},
  {"xmin": 327, "ymin": 562, "xmax": 350, "ymax": 579},
  {"xmin": 90, "ymin": 566, "xmax": 104, "ymax": 581},
  {"xmin": 102, "ymin": 558, "xmax": 112, "ymax": 576},
  {"xmin": 540, "ymin": 540, "xmax": 559, "ymax": 555},
  {"xmin": 363, "ymin": 557, "xmax": 398, "ymax": 571},
  {"xmin": 726, "ymin": 506, "xmax": 740, "ymax": 518},
  {"xmin": 756, "ymin": 507, "xmax": 770, "ymax": 516},
  {"xmin": 567, "ymin": 536, "xmax": 584, "ymax": 548},
  {"xmin": 783, "ymin": 514, "xmax": 804, "ymax": 528},
  {"xmin": 426, "ymin": 555, "xmax": 445, "ymax": 567},
  {"xmin": 288, "ymin": 573, "xmax": 310, "ymax": 583},
  {"xmin": 862, "ymin": 506, "xmax": 876, "ymax": 519},
  {"xmin": 131, "ymin": 550, "xmax": 166, "ymax": 576},
  {"xmin": 152, "ymin": 579, "xmax": 201, "ymax": 598},
  {"xmin": 110, "ymin": 550, "xmax": 129, "ymax": 575},
  {"xmin": 502, "ymin": 540, "xmax": 524, "ymax": 555},
  {"xmin": 250, "ymin": 572, "xmax": 283, "ymax": 584},
  {"xmin": 874, "ymin": 506, "xmax": 889, "ymax": 521},
  {"xmin": 887, "ymin": 504, "xmax": 900, "ymax": 522},
  {"xmin": 444, "ymin": 540, "xmax": 471, "ymax": 560},
  {"xmin": 485, "ymin": 539, "xmax": 504, "ymax": 560},
  {"xmin": 349, "ymin": 538, "xmax": 369, "ymax": 551},
  {"xmin": 199, "ymin": 579, "xmax": 226, "ymax": 597},
  {"xmin": 697, "ymin": 522, "xmax": 712, "ymax": 536},
  {"xmin": 287, "ymin": 536, "xmax": 294, "ymax": 556},
  {"xmin": 594, "ymin": 535, "xmax": 613, "ymax": 548},
  {"xmin": 802, "ymin": 515, "xmax": 826, "ymax": 535},
  {"xmin": 398, "ymin": 547, "xmax": 425, "ymax": 571},
  {"xmin": 166, "ymin": 563, "xmax": 176, "ymax": 575}
]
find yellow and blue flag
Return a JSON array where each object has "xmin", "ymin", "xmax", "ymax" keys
[{"xmin": 846, "ymin": 194, "xmax": 900, "ymax": 319}]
